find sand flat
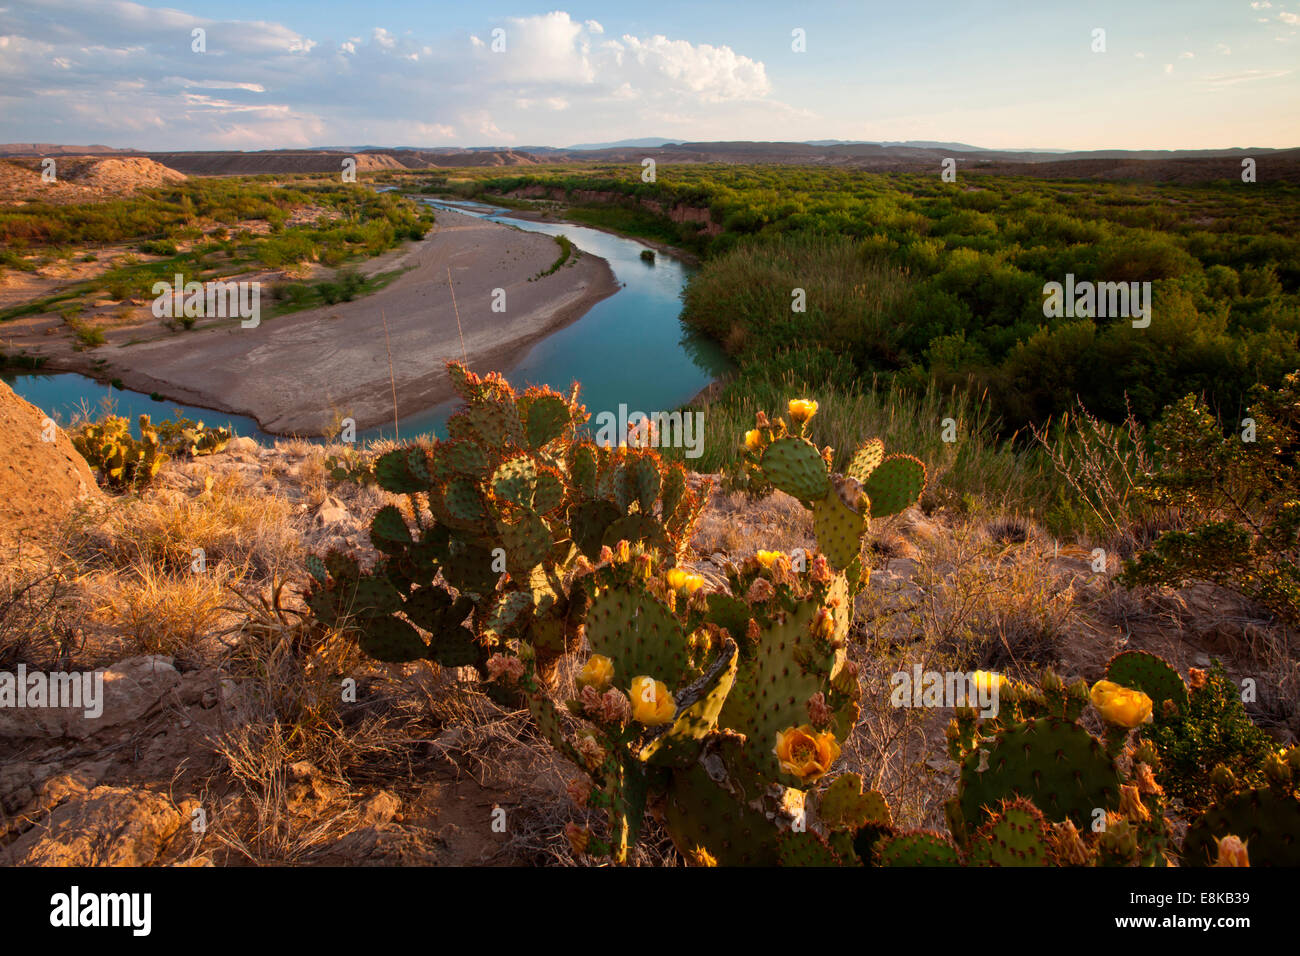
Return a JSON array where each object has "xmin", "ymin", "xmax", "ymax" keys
[{"xmin": 98, "ymin": 208, "xmax": 618, "ymax": 434}]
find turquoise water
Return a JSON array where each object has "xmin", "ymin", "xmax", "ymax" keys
[
  {"xmin": 0, "ymin": 370, "xmax": 270, "ymax": 439},
  {"xmin": 3, "ymin": 199, "xmax": 730, "ymax": 442}
]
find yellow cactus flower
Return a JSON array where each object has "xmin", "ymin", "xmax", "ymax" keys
[
  {"xmin": 971, "ymin": 671, "xmax": 1006, "ymax": 695},
  {"xmin": 773, "ymin": 725, "xmax": 841, "ymax": 783},
  {"xmin": 664, "ymin": 568, "xmax": 705, "ymax": 594},
  {"xmin": 1090, "ymin": 679, "xmax": 1153, "ymax": 728},
  {"xmin": 787, "ymin": 399, "xmax": 819, "ymax": 424},
  {"xmin": 629, "ymin": 676, "xmax": 676, "ymax": 725},
  {"xmin": 755, "ymin": 549, "xmax": 784, "ymax": 568},
  {"xmin": 744, "ymin": 429, "xmax": 763, "ymax": 451},
  {"xmin": 577, "ymin": 654, "xmax": 614, "ymax": 691}
]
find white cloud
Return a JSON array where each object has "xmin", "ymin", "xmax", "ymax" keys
[
  {"xmin": 1201, "ymin": 68, "xmax": 1293, "ymax": 87},
  {"xmin": 1280, "ymin": 11, "xmax": 1300, "ymax": 24},
  {"xmin": 0, "ymin": 3, "xmax": 800, "ymax": 148}
]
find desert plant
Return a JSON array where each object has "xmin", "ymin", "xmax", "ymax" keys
[
  {"xmin": 1121, "ymin": 371, "xmax": 1300, "ymax": 625},
  {"xmin": 304, "ymin": 362, "xmax": 709, "ymax": 688},
  {"xmin": 499, "ymin": 396, "xmax": 927, "ymax": 864},
  {"xmin": 71, "ymin": 414, "xmax": 168, "ymax": 491}
]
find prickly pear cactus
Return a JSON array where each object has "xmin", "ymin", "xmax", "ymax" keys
[
  {"xmin": 966, "ymin": 798, "xmax": 1054, "ymax": 866},
  {"xmin": 307, "ymin": 362, "xmax": 710, "ymax": 687},
  {"xmin": 1182, "ymin": 749, "xmax": 1300, "ymax": 866},
  {"xmin": 737, "ymin": 402, "xmax": 926, "ymax": 583},
  {"xmin": 71, "ymin": 413, "xmax": 169, "ymax": 491},
  {"xmin": 874, "ymin": 830, "xmax": 962, "ymax": 867}
]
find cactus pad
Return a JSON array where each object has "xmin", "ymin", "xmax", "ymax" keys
[
  {"xmin": 819, "ymin": 773, "xmax": 892, "ymax": 830},
  {"xmin": 861, "ymin": 455, "xmax": 927, "ymax": 518},
  {"xmin": 1105, "ymin": 650, "xmax": 1188, "ymax": 716},
  {"xmin": 967, "ymin": 798, "xmax": 1054, "ymax": 866},
  {"xmin": 875, "ymin": 830, "xmax": 962, "ymax": 867},
  {"xmin": 958, "ymin": 717, "xmax": 1121, "ymax": 831},
  {"xmin": 812, "ymin": 489, "xmax": 868, "ymax": 571},
  {"xmin": 760, "ymin": 437, "xmax": 832, "ymax": 502},
  {"xmin": 584, "ymin": 583, "xmax": 692, "ymax": 687},
  {"xmin": 846, "ymin": 438, "xmax": 885, "ymax": 482}
]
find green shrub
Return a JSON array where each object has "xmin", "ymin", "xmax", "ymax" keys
[
  {"xmin": 1142, "ymin": 662, "xmax": 1276, "ymax": 809},
  {"xmin": 1121, "ymin": 371, "xmax": 1300, "ymax": 625}
]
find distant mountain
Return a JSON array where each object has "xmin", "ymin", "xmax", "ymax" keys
[
  {"xmin": 6, "ymin": 141, "xmax": 1298, "ymax": 184},
  {"xmin": 0, "ymin": 143, "xmax": 129, "ymax": 156},
  {"xmin": 567, "ymin": 137, "xmax": 683, "ymax": 150}
]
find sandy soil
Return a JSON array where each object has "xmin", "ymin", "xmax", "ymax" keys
[{"xmin": 39, "ymin": 209, "xmax": 619, "ymax": 435}]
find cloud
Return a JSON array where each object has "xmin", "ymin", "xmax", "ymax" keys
[
  {"xmin": 1280, "ymin": 11, "xmax": 1300, "ymax": 24},
  {"xmin": 0, "ymin": 2, "xmax": 781, "ymax": 148},
  {"xmin": 1201, "ymin": 68, "xmax": 1293, "ymax": 87}
]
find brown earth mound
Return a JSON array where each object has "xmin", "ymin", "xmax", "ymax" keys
[
  {"xmin": 0, "ymin": 381, "xmax": 101, "ymax": 545},
  {"xmin": 0, "ymin": 156, "xmax": 186, "ymax": 205}
]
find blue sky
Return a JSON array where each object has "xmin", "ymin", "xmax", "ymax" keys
[{"xmin": 0, "ymin": 0, "xmax": 1296, "ymax": 150}]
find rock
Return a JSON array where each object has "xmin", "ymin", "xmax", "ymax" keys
[
  {"xmin": 315, "ymin": 495, "xmax": 352, "ymax": 528},
  {"xmin": 0, "ymin": 381, "xmax": 102, "ymax": 545},
  {"xmin": 358, "ymin": 790, "xmax": 401, "ymax": 827},
  {"xmin": 896, "ymin": 506, "xmax": 941, "ymax": 546},
  {"xmin": 225, "ymin": 436, "xmax": 261, "ymax": 456},
  {"xmin": 0, "ymin": 655, "xmax": 180, "ymax": 739},
  {"xmin": 1, "ymin": 786, "xmax": 183, "ymax": 866}
]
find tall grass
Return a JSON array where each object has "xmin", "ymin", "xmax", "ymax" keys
[
  {"xmin": 681, "ymin": 233, "xmax": 913, "ymax": 368},
  {"xmin": 665, "ymin": 369, "xmax": 1060, "ymax": 519}
]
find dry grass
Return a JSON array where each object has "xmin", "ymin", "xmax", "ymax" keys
[
  {"xmin": 89, "ymin": 559, "xmax": 235, "ymax": 656},
  {"xmin": 0, "ymin": 554, "xmax": 83, "ymax": 670},
  {"xmin": 202, "ymin": 577, "xmax": 421, "ymax": 863},
  {"xmin": 70, "ymin": 471, "xmax": 300, "ymax": 579},
  {"xmin": 1029, "ymin": 397, "xmax": 1173, "ymax": 553}
]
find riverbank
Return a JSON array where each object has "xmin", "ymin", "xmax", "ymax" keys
[{"xmin": 25, "ymin": 209, "xmax": 619, "ymax": 436}]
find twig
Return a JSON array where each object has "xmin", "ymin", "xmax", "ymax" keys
[
  {"xmin": 380, "ymin": 308, "xmax": 399, "ymax": 440},
  {"xmin": 447, "ymin": 266, "xmax": 468, "ymax": 366}
]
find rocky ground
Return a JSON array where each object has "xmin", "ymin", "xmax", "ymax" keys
[{"xmin": 1, "ymin": 393, "xmax": 1294, "ymax": 866}]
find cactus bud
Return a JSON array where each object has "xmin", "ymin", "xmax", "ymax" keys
[
  {"xmin": 810, "ymin": 606, "xmax": 837, "ymax": 645},
  {"xmin": 1213, "ymin": 835, "xmax": 1250, "ymax": 867},
  {"xmin": 1264, "ymin": 750, "xmax": 1293, "ymax": 786},
  {"xmin": 1052, "ymin": 820, "xmax": 1092, "ymax": 867},
  {"xmin": 1132, "ymin": 762, "xmax": 1163, "ymax": 796},
  {"xmin": 632, "ymin": 552, "xmax": 653, "ymax": 582},
  {"xmin": 564, "ymin": 822, "xmax": 591, "ymax": 856},
  {"xmin": 1118, "ymin": 784, "xmax": 1150, "ymax": 822},
  {"xmin": 1209, "ymin": 763, "xmax": 1237, "ymax": 794}
]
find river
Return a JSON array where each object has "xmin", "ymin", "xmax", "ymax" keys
[{"xmin": 2, "ymin": 197, "xmax": 730, "ymax": 442}]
